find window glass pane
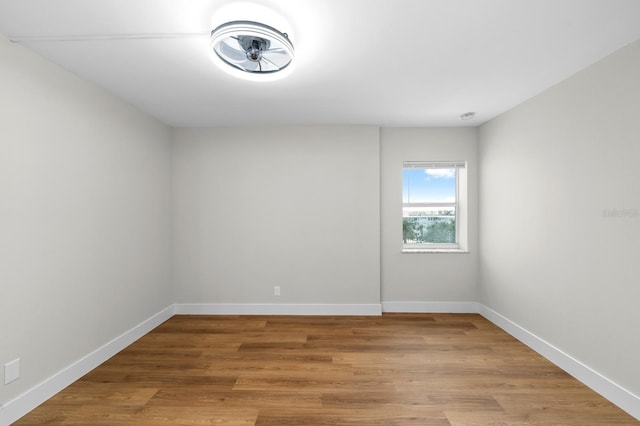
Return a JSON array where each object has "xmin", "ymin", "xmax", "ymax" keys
[
  {"xmin": 403, "ymin": 206, "xmax": 456, "ymax": 244},
  {"xmin": 403, "ymin": 167, "xmax": 456, "ymax": 203}
]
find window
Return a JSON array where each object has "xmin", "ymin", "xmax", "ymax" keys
[{"xmin": 402, "ymin": 161, "xmax": 468, "ymax": 252}]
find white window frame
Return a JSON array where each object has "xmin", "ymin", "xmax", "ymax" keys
[{"xmin": 402, "ymin": 161, "xmax": 468, "ymax": 253}]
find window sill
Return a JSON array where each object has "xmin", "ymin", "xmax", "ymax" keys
[{"xmin": 402, "ymin": 248, "xmax": 469, "ymax": 254}]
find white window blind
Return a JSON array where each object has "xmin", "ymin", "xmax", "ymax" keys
[{"xmin": 403, "ymin": 161, "xmax": 466, "ymax": 169}]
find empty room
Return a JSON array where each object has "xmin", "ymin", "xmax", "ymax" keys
[{"xmin": 1, "ymin": 0, "xmax": 639, "ymax": 424}]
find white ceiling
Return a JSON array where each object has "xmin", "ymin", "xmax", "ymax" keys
[{"xmin": 1, "ymin": 0, "xmax": 640, "ymax": 128}]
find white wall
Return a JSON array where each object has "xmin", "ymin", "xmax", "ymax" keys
[
  {"xmin": 479, "ymin": 41, "xmax": 640, "ymax": 396},
  {"xmin": 380, "ymin": 128, "xmax": 479, "ymax": 306},
  {"xmin": 0, "ymin": 35, "xmax": 172, "ymax": 406},
  {"xmin": 172, "ymin": 126, "xmax": 380, "ymax": 308}
]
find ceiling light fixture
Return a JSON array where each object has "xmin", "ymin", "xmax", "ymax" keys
[
  {"xmin": 460, "ymin": 112, "xmax": 476, "ymax": 121},
  {"xmin": 210, "ymin": 20, "xmax": 294, "ymax": 80}
]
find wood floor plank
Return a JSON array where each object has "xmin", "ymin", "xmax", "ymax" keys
[
  {"xmin": 254, "ymin": 407, "xmax": 451, "ymax": 426},
  {"xmin": 148, "ymin": 388, "xmax": 323, "ymax": 410},
  {"xmin": 13, "ymin": 314, "xmax": 638, "ymax": 425}
]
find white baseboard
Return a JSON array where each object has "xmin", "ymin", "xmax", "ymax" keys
[
  {"xmin": 0, "ymin": 305, "xmax": 175, "ymax": 426},
  {"xmin": 174, "ymin": 303, "xmax": 382, "ymax": 316},
  {"xmin": 382, "ymin": 301, "xmax": 480, "ymax": 313},
  {"xmin": 478, "ymin": 304, "xmax": 640, "ymax": 420}
]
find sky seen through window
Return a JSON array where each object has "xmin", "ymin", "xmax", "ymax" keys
[{"xmin": 403, "ymin": 168, "xmax": 456, "ymax": 203}]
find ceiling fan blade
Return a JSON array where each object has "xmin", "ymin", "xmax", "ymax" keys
[
  {"xmin": 260, "ymin": 55, "xmax": 280, "ymax": 71},
  {"xmin": 242, "ymin": 61, "xmax": 260, "ymax": 72},
  {"xmin": 264, "ymin": 47, "xmax": 289, "ymax": 54},
  {"xmin": 262, "ymin": 51, "xmax": 290, "ymax": 68},
  {"xmin": 218, "ymin": 40, "xmax": 247, "ymax": 64}
]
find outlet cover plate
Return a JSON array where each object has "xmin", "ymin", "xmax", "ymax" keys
[{"xmin": 4, "ymin": 358, "xmax": 20, "ymax": 384}]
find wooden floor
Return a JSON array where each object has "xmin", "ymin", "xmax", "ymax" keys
[{"xmin": 16, "ymin": 314, "xmax": 638, "ymax": 425}]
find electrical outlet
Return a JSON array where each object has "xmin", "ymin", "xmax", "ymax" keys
[
  {"xmin": 4, "ymin": 358, "xmax": 20, "ymax": 384},
  {"xmin": 274, "ymin": 286, "xmax": 281, "ymax": 296}
]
